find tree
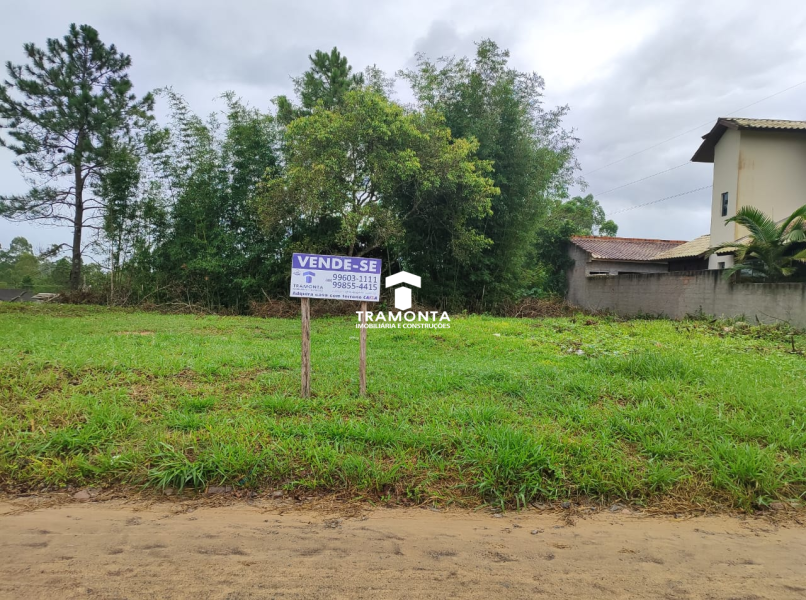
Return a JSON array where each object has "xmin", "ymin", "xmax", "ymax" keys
[
  {"xmin": 275, "ymin": 47, "xmax": 364, "ymax": 124},
  {"xmin": 400, "ymin": 40, "xmax": 580, "ymax": 307},
  {"xmin": 529, "ymin": 195, "xmax": 617, "ymax": 297},
  {"xmin": 50, "ymin": 257, "xmax": 71, "ymax": 287},
  {"xmin": 256, "ymin": 88, "xmax": 497, "ymax": 268},
  {"xmin": 298, "ymin": 47, "xmax": 364, "ymax": 111},
  {"xmin": 707, "ymin": 205, "xmax": 806, "ymax": 281},
  {"xmin": 547, "ymin": 194, "xmax": 617, "ymax": 237},
  {"xmin": 0, "ymin": 236, "xmax": 42, "ymax": 288},
  {"xmin": 145, "ymin": 91, "xmax": 280, "ymax": 309},
  {"xmin": 96, "ymin": 145, "xmax": 142, "ymax": 273},
  {"xmin": 5, "ymin": 236, "xmax": 33, "ymax": 259},
  {"xmin": 0, "ymin": 23, "xmax": 154, "ymax": 289},
  {"xmin": 0, "ymin": 236, "xmax": 34, "ymax": 285}
]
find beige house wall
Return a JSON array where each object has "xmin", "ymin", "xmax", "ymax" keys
[
  {"xmin": 707, "ymin": 129, "xmax": 806, "ymax": 269},
  {"xmin": 736, "ymin": 130, "xmax": 806, "ymax": 228},
  {"xmin": 709, "ymin": 129, "xmax": 741, "ymax": 247}
]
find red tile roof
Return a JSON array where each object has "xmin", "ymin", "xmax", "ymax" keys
[{"xmin": 570, "ymin": 236, "xmax": 687, "ymax": 261}]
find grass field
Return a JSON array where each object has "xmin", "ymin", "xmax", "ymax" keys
[{"xmin": 1, "ymin": 304, "xmax": 804, "ymax": 510}]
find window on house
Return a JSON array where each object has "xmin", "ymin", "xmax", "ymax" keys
[
  {"xmin": 721, "ymin": 192, "xmax": 729, "ymax": 217},
  {"xmin": 718, "ymin": 261, "xmax": 726, "ymax": 270}
]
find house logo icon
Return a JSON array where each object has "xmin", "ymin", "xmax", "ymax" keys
[
  {"xmin": 385, "ymin": 271, "xmax": 421, "ymax": 310},
  {"xmin": 303, "ymin": 271, "xmax": 316, "ymax": 283}
]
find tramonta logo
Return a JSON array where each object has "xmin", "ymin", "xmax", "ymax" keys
[
  {"xmin": 385, "ymin": 271, "xmax": 421, "ymax": 310},
  {"xmin": 355, "ymin": 269, "xmax": 450, "ymax": 330}
]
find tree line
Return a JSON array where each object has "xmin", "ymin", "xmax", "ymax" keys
[
  {"xmin": 0, "ymin": 235, "xmax": 107, "ymax": 291},
  {"xmin": 0, "ymin": 24, "xmax": 617, "ymax": 311}
]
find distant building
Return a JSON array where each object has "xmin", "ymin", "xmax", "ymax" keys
[
  {"xmin": 0, "ymin": 290, "xmax": 59, "ymax": 303},
  {"xmin": 691, "ymin": 118, "xmax": 806, "ymax": 269},
  {"xmin": 568, "ymin": 236, "xmax": 684, "ymax": 276},
  {"xmin": 567, "ymin": 236, "xmax": 688, "ymax": 307},
  {"xmin": 652, "ymin": 234, "xmax": 711, "ymax": 272},
  {"xmin": 0, "ymin": 289, "xmax": 35, "ymax": 302},
  {"xmin": 564, "ymin": 118, "xmax": 806, "ymax": 320}
]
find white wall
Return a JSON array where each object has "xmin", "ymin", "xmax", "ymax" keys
[{"xmin": 708, "ymin": 254, "xmax": 735, "ymax": 271}]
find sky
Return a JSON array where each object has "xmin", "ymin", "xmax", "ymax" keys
[{"xmin": 1, "ymin": 0, "xmax": 805, "ymax": 254}]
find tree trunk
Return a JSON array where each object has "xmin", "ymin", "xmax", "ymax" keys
[{"xmin": 69, "ymin": 166, "xmax": 84, "ymax": 291}]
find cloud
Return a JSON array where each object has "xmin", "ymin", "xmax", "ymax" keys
[
  {"xmin": 411, "ymin": 20, "xmax": 477, "ymax": 62},
  {"xmin": 2, "ymin": 0, "xmax": 805, "ymax": 249},
  {"xmin": 409, "ymin": 19, "xmax": 515, "ymax": 65},
  {"xmin": 562, "ymin": 0, "xmax": 806, "ymax": 237}
]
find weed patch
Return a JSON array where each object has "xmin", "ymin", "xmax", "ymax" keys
[{"xmin": 1, "ymin": 304, "xmax": 804, "ymax": 510}]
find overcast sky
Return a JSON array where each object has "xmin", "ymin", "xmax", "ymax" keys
[{"xmin": 2, "ymin": 0, "xmax": 805, "ymax": 253}]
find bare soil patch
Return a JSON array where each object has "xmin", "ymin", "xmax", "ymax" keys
[{"xmin": 0, "ymin": 500, "xmax": 804, "ymax": 599}]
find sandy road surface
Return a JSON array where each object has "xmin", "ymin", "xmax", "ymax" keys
[{"xmin": 0, "ymin": 500, "xmax": 805, "ymax": 599}]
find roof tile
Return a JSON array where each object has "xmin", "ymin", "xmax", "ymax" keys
[
  {"xmin": 653, "ymin": 234, "xmax": 711, "ymax": 259},
  {"xmin": 570, "ymin": 236, "xmax": 686, "ymax": 261},
  {"xmin": 693, "ymin": 118, "xmax": 806, "ymax": 162},
  {"xmin": 728, "ymin": 118, "xmax": 806, "ymax": 131}
]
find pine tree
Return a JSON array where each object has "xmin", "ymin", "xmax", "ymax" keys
[
  {"xmin": 275, "ymin": 47, "xmax": 364, "ymax": 124},
  {"xmin": 0, "ymin": 23, "xmax": 154, "ymax": 289},
  {"xmin": 298, "ymin": 47, "xmax": 364, "ymax": 110}
]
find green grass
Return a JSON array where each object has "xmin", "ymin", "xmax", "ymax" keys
[{"xmin": 1, "ymin": 303, "xmax": 804, "ymax": 510}]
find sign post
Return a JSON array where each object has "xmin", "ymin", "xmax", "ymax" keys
[
  {"xmin": 300, "ymin": 297, "xmax": 311, "ymax": 398},
  {"xmin": 289, "ymin": 253, "xmax": 381, "ymax": 397},
  {"xmin": 359, "ymin": 301, "xmax": 367, "ymax": 396}
]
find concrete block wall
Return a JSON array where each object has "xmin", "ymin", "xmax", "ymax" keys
[{"xmin": 567, "ymin": 247, "xmax": 806, "ymax": 327}]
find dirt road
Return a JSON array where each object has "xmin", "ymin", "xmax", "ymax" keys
[{"xmin": 1, "ymin": 499, "xmax": 804, "ymax": 599}]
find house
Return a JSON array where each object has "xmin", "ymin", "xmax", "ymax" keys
[
  {"xmin": 563, "ymin": 117, "xmax": 806, "ymax": 323},
  {"xmin": 652, "ymin": 234, "xmax": 711, "ymax": 271},
  {"xmin": 568, "ymin": 117, "xmax": 806, "ymax": 279},
  {"xmin": 0, "ymin": 290, "xmax": 58, "ymax": 302},
  {"xmin": 567, "ymin": 236, "xmax": 686, "ymax": 307},
  {"xmin": 691, "ymin": 118, "xmax": 806, "ymax": 269},
  {"xmin": 568, "ymin": 236, "xmax": 686, "ymax": 275}
]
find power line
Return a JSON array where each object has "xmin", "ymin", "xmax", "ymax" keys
[
  {"xmin": 584, "ymin": 78, "xmax": 806, "ymax": 176},
  {"xmin": 608, "ymin": 185, "xmax": 712, "ymax": 216},
  {"xmin": 592, "ymin": 161, "xmax": 692, "ymax": 197}
]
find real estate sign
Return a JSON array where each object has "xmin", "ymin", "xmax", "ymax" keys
[{"xmin": 290, "ymin": 253, "xmax": 382, "ymax": 302}]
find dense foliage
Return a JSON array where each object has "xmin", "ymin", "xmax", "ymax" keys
[
  {"xmin": 139, "ymin": 91, "xmax": 281, "ymax": 310},
  {"xmin": 256, "ymin": 89, "xmax": 497, "ymax": 267},
  {"xmin": 1, "ymin": 25, "xmax": 618, "ymax": 311},
  {"xmin": 532, "ymin": 194, "xmax": 619, "ymax": 296},
  {"xmin": 707, "ymin": 205, "xmax": 806, "ymax": 282},
  {"xmin": 399, "ymin": 41, "xmax": 582, "ymax": 307}
]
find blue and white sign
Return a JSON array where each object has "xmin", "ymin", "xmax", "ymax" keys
[{"xmin": 290, "ymin": 253, "xmax": 382, "ymax": 301}]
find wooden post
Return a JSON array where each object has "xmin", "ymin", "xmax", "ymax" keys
[
  {"xmin": 359, "ymin": 301, "xmax": 367, "ymax": 396},
  {"xmin": 300, "ymin": 298, "xmax": 311, "ymax": 398}
]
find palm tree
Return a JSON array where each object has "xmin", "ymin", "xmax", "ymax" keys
[{"xmin": 707, "ymin": 204, "xmax": 806, "ymax": 281}]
